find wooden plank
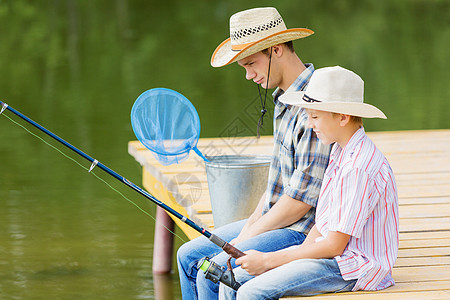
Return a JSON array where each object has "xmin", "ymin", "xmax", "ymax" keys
[
  {"xmin": 286, "ymin": 281, "xmax": 450, "ymax": 299},
  {"xmin": 395, "ymin": 172, "xmax": 450, "ymax": 186},
  {"xmin": 192, "ymin": 202, "xmax": 213, "ymax": 214},
  {"xmin": 399, "ymin": 231, "xmax": 450, "ymax": 241},
  {"xmin": 397, "ymin": 246, "xmax": 450, "ymax": 258},
  {"xmin": 295, "ymin": 290, "xmax": 450, "ymax": 299},
  {"xmin": 395, "ymin": 256, "xmax": 450, "ymax": 267},
  {"xmin": 129, "ymin": 135, "xmax": 274, "ymax": 151},
  {"xmin": 399, "ymin": 197, "xmax": 450, "ymax": 205},
  {"xmin": 399, "ymin": 217, "xmax": 450, "ymax": 232},
  {"xmin": 141, "ymin": 167, "xmax": 202, "ymax": 240},
  {"xmin": 398, "ymin": 184, "xmax": 450, "ymax": 199},
  {"xmin": 195, "ymin": 213, "xmax": 214, "ymax": 229},
  {"xmin": 393, "ymin": 265, "xmax": 450, "ymax": 282},
  {"xmin": 377, "ymin": 280, "xmax": 450, "ymax": 293},
  {"xmin": 399, "ymin": 203, "xmax": 450, "ymax": 218},
  {"xmin": 399, "ymin": 236, "xmax": 450, "ymax": 249},
  {"xmin": 367, "ymin": 129, "xmax": 450, "ymax": 140},
  {"xmin": 196, "ymin": 135, "xmax": 273, "ymax": 147},
  {"xmin": 388, "ymin": 155, "xmax": 450, "ymax": 174},
  {"xmin": 367, "ymin": 129, "xmax": 450, "ymax": 146}
]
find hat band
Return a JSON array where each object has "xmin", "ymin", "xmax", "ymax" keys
[
  {"xmin": 303, "ymin": 94, "xmax": 321, "ymax": 103},
  {"xmin": 230, "ymin": 16, "xmax": 284, "ymax": 42},
  {"xmin": 231, "ymin": 41, "xmax": 253, "ymax": 51}
]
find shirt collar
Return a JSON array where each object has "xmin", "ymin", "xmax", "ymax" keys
[
  {"xmin": 330, "ymin": 127, "xmax": 366, "ymax": 167},
  {"xmin": 273, "ymin": 63, "xmax": 315, "ymax": 102}
]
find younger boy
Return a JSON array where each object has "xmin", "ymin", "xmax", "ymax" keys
[{"xmin": 219, "ymin": 66, "xmax": 399, "ymax": 299}]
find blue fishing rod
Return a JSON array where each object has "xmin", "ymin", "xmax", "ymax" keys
[{"xmin": 0, "ymin": 101, "xmax": 243, "ymax": 290}]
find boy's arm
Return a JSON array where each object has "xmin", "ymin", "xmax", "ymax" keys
[
  {"xmin": 285, "ymin": 127, "xmax": 331, "ymax": 210},
  {"xmin": 301, "ymin": 224, "xmax": 322, "ymax": 245},
  {"xmin": 236, "ymin": 230, "xmax": 350, "ymax": 276},
  {"xmin": 231, "ymin": 193, "xmax": 311, "ymax": 244}
]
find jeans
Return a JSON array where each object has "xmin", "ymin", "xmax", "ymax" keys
[
  {"xmin": 219, "ymin": 258, "xmax": 357, "ymax": 300},
  {"xmin": 176, "ymin": 219, "xmax": 306, "ymax": 300}
]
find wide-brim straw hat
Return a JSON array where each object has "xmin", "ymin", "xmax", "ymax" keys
[
  {"xmin": 279, "ymin": 66, "xmax": 387, "ymax": 119},
  {"xmin": 211, "ymin": 7, "xmax": 313, "ymax": 68}
]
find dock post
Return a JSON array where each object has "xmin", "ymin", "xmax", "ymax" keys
[{"xmin": 153, "ymin": 206, "xmax": 175, "ymax": 274}]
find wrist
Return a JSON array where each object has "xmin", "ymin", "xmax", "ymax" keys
[{"xmin": 265, "ymin": 252, "xmax": 280, "ymax": 270}]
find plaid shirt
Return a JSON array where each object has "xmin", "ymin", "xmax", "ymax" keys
[{"xmin": 262, "ymin": 63, "xmax": 331, "ymax": 234}]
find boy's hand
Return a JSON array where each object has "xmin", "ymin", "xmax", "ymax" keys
[
  {"xmin": 235, "ymin": 250, "xmax": 271, "ymax": 276},
  {"xmin": 229, "ymin": 230, "xmax": 255, "ymax": 246}
]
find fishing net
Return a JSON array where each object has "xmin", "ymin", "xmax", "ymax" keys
[{"xmin": 131, "ymin": 88, "xmax": 208, "ymax": 165}]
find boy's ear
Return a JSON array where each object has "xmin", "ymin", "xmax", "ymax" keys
[
  {"xmin": 273, "ymin": 44, "xmax": 283, "ymax": 57},
  {"xmin": 339, "ymin": 114, "xmax": 351, "ymax": 127}
]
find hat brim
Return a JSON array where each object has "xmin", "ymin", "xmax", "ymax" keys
[
  {"xmin": 211, "ymin": 28, "xmax": 313, "ymax": 68},
  {"xmin": 279, "ymin": 91, "xmax": 387, "ymax": 119}
]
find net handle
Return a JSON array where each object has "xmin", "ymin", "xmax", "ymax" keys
[{"xmin": 193, "ymin": 146, "xmax": 209, "ymax": 162}]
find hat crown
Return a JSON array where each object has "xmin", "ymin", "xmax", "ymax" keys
[
  {"xmin": 306, "ymin": 66, "xmax": 364, "ymax": 103},
  {"xmin": 211, "ymin": 7, "xmax": 313, "ymax": 67},
  {"xmin": 229, "ymin": 7, "xmax": 287, "ymax": 47}
]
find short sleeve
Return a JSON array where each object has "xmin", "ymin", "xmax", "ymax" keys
[
  {"xmin": 328, "ymin": 168, "xmax": 373, "ymax": 238},
  {"xmin": 285, "ymin": 122, "xmax": 331, "ymax": 207}
]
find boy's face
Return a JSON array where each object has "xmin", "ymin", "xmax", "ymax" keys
[
  {"xmin": 306, "ymin": 109, "xmax": 341, "ymax": 145},
  {"xmin": 238, "ymin": 51, "xmax": 280, "ymax": 89}
]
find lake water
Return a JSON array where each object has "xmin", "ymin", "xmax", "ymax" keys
[{"xmin": 0, "ymin": 1, "xmax": 448, "ymax": 299}]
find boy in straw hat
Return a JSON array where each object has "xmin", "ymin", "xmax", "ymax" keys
[
  {"xmin": 219, "ymin": 66, "xmax": 399, "ymax": 299},
  {"xmin": 177, "ymin": 7, "xmax": 331, "ymax": 299}
]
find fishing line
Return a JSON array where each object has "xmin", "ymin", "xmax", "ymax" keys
[
  {"xmin": 4, "ymin": 104, "xmax": 242, "ymax": 289},
  {"xmin": 0, "ymin": 111, "xmax": 189, "ymax": 245},
  {"xmin": 1, "ymin": 98, "xmax": 247, "ymax": 277}
]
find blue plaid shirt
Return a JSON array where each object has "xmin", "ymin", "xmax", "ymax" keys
[{"xmin": 262, "ymin": 63, "xmax": 331, "ymax": 234}]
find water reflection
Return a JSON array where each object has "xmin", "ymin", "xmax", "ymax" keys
[
  {"xmin": 153, "ymin": 274, "xmax": 176, "ymax": 300},
  {"xmin": 0, "ymin": 0, "xmax": 448, "ymax": 299}
]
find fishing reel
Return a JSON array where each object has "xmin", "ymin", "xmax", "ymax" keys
[{"xmin": 197, "ymin": 256, "xmax": 241, "ymax": 291}]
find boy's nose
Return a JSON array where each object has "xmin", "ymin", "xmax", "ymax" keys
[{"xmin": 245, "ymin": 69, "xmax": 256, "ymax": 81}]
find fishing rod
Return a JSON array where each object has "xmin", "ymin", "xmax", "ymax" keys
[{"xmin": 0, "ymin": 101, "xmax": 245, "ymax": 262}]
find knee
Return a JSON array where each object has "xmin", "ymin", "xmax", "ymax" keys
[
  {"xmin": 176, "ymin": 241, "xmax": 200, "ymax": 272},
  {"xmin": 177, "ymin": 242, "xmax": 188, "ymax": 260},
  {"xmin": 219, "ymin": 283, "xmax": 260, "ymax": 300},
  {"xmin": 219, "ymin": 283, "xmax": 237, "ymax": 300},
  {"xmin": 223, "ymin": 268, "xmax": 259, "ymax": 300},
  {"xmin": 236, "ymin": 280, "xmax": 266, "ymax": 300},
  {"xmin": 176, "ymin": 242, "xmax": 189, "ymax": 265},
  {"xmin": 236, "ymin": 286, "xmax": 254, "ymax": 300}
]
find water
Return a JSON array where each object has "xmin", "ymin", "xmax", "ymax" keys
[{"xmin": 0, "ymin": 0, "xmax": 448, "ymax": 299}]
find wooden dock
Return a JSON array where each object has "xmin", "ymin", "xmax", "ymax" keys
[{"xmin": 128, "ymin": 129, "xmax": 450, "ymax": 299}]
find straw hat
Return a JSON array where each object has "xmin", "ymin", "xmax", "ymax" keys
[
  {"xmin": 279, "ymin": 66, "xmax": 387, "ymax": 119},
  {"xmin": 211, "ymin": 7, "xmax": 313, "ymax": 68}
]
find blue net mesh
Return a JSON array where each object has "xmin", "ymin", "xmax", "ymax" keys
[{"xmin": 131, "ymin": 88, "xmax": 207, "ymax": 165}]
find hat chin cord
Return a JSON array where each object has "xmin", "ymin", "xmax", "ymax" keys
[{"xmin": 256, "ymin": 47, "xmax": 273, "ymax": 138}]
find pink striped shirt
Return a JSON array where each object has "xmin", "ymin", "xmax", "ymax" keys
[{"xmin": 315, "ymin": 127, "xmax": 399, "ymax": 291}]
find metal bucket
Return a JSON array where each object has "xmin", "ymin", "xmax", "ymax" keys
[{"xmin": 205, "ymin": 155, "xmax": 271, "ymax": 228}]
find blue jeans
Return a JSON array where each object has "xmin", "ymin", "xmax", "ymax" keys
[
  {"xmin": 176, "ymin": 219, "xmax": 306, "ymax": 300},
  {"xmin": 219, "ymin": 258, "xmax": 357, "ymax": 300}
]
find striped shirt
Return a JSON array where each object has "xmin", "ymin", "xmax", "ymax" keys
[
  {"xmin": 262, "ymin": 63, "xmax": 331, "ymax": 234},
  {"xmin": 315, "ymin": 127, "xmax": 399, "ymax": 291}
]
